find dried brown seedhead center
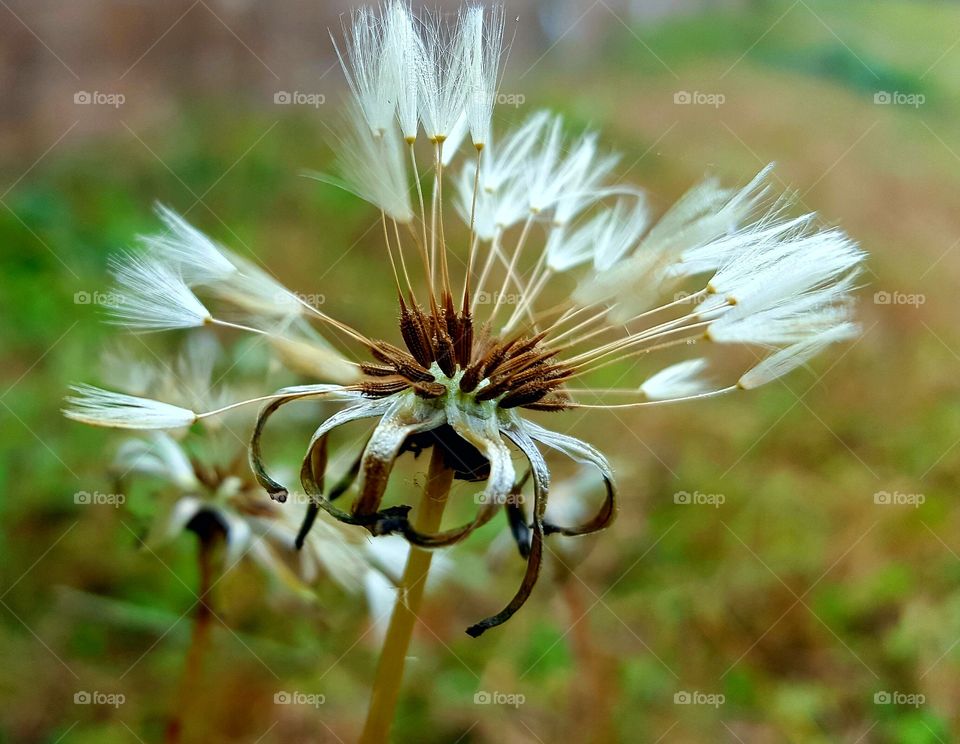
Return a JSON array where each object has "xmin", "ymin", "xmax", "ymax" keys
[{"xmin": 357, "ymin": 289, "xmax": 574, "ymax": 411}]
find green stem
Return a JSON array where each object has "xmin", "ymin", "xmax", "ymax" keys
[
  {"xmin": 165, "ymin": 529, "xmax": 219, "ymax": 744},
  {"xmin": 360, "ymin": 447, "xmax": 454, "ymax": 743}
]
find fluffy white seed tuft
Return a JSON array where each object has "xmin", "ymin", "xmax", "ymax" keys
[
  {"xmin": 526, "ymin": 119, "xmax": 608, "ymax": 215},
  {"xmin": 462, "ymin": 4, "xmax": 505, "ymax": 150},
  {"xmin": 141, "ymin": 206, "xmax": 236, "ymax": 285},
  {"xmin": 479, "ymin": 110, "xmax": 550, "ymax": 192},
  {"xmin": 706, "ymin": 226, "xmax": 864, "ymax": 311},
  {"xmin": 640, "ymin": 359, "xmax": 712, "ymax": 400},
  {"xmin": 384, "ymin": 1, "xmax": 422, "ymax": 141},
  {"xmin": 108, "ymin": 253, "xmax": 211, "ymax": 331},
  {"xmin": 455, "ymin": 158, "xmax": 528, "ymax": 240},
  {"xmin": 207, "ymin": 252, "xmax": 308, "ymax": 324},
  {"xmin": 418, "ymin": 7, "xmax": 470, "ymax": 142},
  {"xmin": 334, "ymin": 6, "xmax": 399, "ymax": 134},
  {"xmin": 115, "ymin": 433, "xmax": 199, "ymax": 490},
  {"xmin": 547, "ymin": 197, "xmax": 648, "ymax": 272},
  {"xmin": 706, "ymin": 278, "xmax": 857, "ymax": 345},
  {"xmin": 576, "ymin": 164, "xmax": 778, "ymax": 318},
  {"xmin": 64, "ymin": 385, "xmax": 198, "ymax": 429},
  {"xmin": 318, "ymin": 103, "xmax": 414, "ymax": 223},
  {"xmin": 738, "ymin": 323, "xmax": 860, "ymax": 389},
  {"xmin": 550, "ymin": 152, "xmax": 621, "ymax": 228},
  {"xmin": 592, "ymin": 197, "xmax": 650, "ymax": 271},
  {"xmin": 440, "ymin": 112, "xmax": 469, "ymax": 166}
]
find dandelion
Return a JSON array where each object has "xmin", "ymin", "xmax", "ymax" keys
[
  {"xmin": 89, "ymin": 336, "xmax": 396, "ymax": 740},
  {"xmin": 65, "ymin": 3, "xmax": 865, "ymax": 740},
  {"xmin": 114, "ymin": 430, "xmax": 377, "ymax": 601}
]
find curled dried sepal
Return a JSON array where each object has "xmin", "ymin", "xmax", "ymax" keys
[
  {"xmin": 519, "ymin": 419, "xmax": 618, "ymax": 538},
  {"xmin": 466, "ymin": 419, "xmax": 548, "ymax": 636},
  {"xmin": 248, "ymin": 384, "xmax": 366, "ymax": 501}
]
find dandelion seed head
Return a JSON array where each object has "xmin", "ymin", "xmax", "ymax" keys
[{"xmin": 65, "ymin": 1, "xmax": 866, "ymax": 636}]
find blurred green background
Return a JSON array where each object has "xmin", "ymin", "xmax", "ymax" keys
[{"xmin": 2, "ymin": 0, "xmax": 959, "ymax": 741}]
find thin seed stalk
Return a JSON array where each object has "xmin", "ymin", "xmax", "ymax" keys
[
  {"xmin": 165, "ymin": 529, "xmax": 220, "ymax": 744},
  {"xmin": 360, "ymin": 446, "xmax": 454, "ymax": 743}
]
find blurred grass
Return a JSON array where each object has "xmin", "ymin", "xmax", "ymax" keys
[{"xmin": 4, "ymin": 0, "xmax": 960, "ymax": 741}]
